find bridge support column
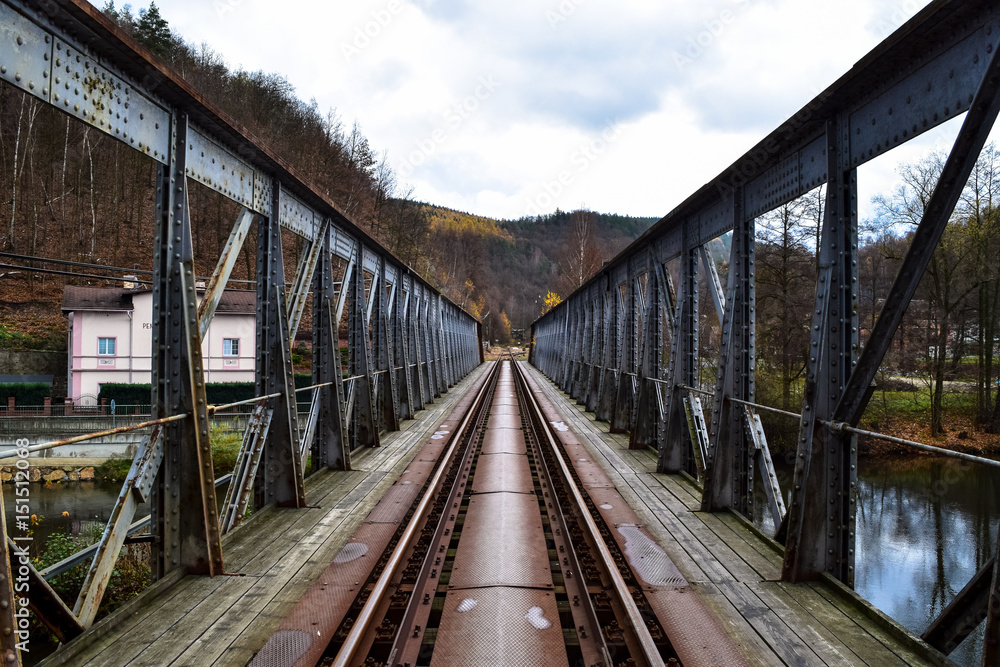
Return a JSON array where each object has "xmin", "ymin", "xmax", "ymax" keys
[
  {"xmin": 150, "ymin": 112, "xmax": 224, "ymax": 578},
  {"xmin": 254, "ymin": 181, "xmax": 307, "ymax": 509},
  {"xmin": 612, "ymin": 261, "xmax": 639, "ymax": 433},
  {"xmin": 375, "ymin": 258, "xmax": 400, "ymax": 432},
  {"xmin": 703, "ymin": 193, "xmax": 755, "ymax": 515},
  {"xmin": 659, "ymin": 236, "xmax": 698, "ymax": 474},
  {"xmin": 349, "ymin": 244, "xmax": 380, "ymax": 449},
  {"xmin": 596, "ymin": 275, "xmax": 621, "ymax": 423},
  {"xmin": 312, "ymin": 225, "xmax": 350, "ymax": 471},
  {"xmin": 631, "ymin": 250, "xmax": 665, "ymax": 450},
  {"xmin": 783, "ymin": 118, "xmax": 858, "ymax": 586}
]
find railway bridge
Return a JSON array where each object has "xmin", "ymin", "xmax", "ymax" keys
[{"xmin": 0, "ymin": 0, "xmax": 999, "ymax": 665}]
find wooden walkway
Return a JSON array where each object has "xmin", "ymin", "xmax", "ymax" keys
[
  {"xmin": 40, "ymin": 364, "xmax": 491, "ymax": 667},
  {"xmin": 520, "ymin": 364, "xmax": 955, "ymax": 667}
]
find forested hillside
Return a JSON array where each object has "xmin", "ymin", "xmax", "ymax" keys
[{"xmin": 0, "ymin": 2, "xmax": 656, "ymax": 353}]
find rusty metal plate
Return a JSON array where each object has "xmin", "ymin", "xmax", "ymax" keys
[
  {"xmin": 488, "ymin": 412, "xmax": 522, "ymax": 429},
  {"xmin": 365, "ymin": 482, "xmax": 422, "ymax": 524},
  {"xmin": 400, "ymin": 457, "xmax": 437, "ymax": 481},
  {"xmin": 472, "ymin": 453, "xmax": 534, "ymax": 495},
  {"xmin": 491, "ymin": 396, "xmax": 518, "ymax": 406},
  {"xmin": 488, "ymin": 404, "xmax": 520, "ymax": 415},
  {"xmin": 644, "ymin": 587, "xmax": 751, "ymax": 666},
  {"xmin": 450, "ymin": 492, "xmax": 553, "ymax": 590},
  {"xmin": 569, "ymin": 455, "xmax": 615, "ymax": 489},
  {"xmin": 481, "ymin": 428, "xmax": 526, "ymax": 455},
  {"xmin": 431, "ymin": 587, "xmax": 567, "ymax": 667},
  {"xmin": 251, "ymin": 521, "xmax": 399, "ymax": 667}
]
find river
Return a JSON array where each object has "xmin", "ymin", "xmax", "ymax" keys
[
  {"xmin": 753, "ymin": 455, "xmax": 998, "ymax": 666},
  {"xmin": 2, "ymin": 456, "xmax": 996, "ymax": 665}
]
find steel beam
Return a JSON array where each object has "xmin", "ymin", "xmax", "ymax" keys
[
  {"xmin": 782, "ymin": 117, "xmax": 859, "ymax": 586},
  {"xmin": 198, "ymin": 207, "xmax": 255, "ymax": 339},
  {"xmin": 702, "ymin": 199, "xmax": 754, "ymax": 516},
  {"xmin": 255, "ymin": 182, "xmax": 307, "ymax": 508},
  {"xmin": 349, "ymin": 246, "xmax": 379, "ymax": 449},
  {"xmin": 150, "ymin": 112, "xmax": 224, "ymax": 578}
]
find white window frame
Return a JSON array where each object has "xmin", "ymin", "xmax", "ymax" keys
[
  {"xmin": 223, "ymin": 338, "xmax": 240, "ymax": 357},
  {"xmin": 97, "ymin": 337, "xmax": 117, "ymax": 356}
]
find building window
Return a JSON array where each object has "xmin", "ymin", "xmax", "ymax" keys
[
  {"xmin": 98, "ymin": 337, "xmax": 116, "ymax": 356},
  {"xmin": 223, "ymin": 338, "xmax": 240, "ymax": 356}
]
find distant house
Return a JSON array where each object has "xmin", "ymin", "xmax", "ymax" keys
[{"xmin": 62, "ymin": 285, "xmax": 256, "ymax": 404}]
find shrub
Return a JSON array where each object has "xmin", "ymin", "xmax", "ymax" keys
[{"xmin": 0, "ymin": 382, "xmax": 50, "ymax": 405}]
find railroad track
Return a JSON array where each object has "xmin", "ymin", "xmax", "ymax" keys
[{"xmin": 252, "ymin": 358, "xmax": 745, "ymax": 667}]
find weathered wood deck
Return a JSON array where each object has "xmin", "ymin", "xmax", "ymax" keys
[
  {"xmin": 520, "ymin": 363, "xmax": 955, "ymax": 667},
  {"xmin": 40, "ymin": 364, "xmax": 491, "ymax": 667}
]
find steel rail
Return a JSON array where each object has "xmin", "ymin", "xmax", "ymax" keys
[
  {"xmin": 512, "ymin": 360, "xmax": 663, "ymax": 666},
  {"xmin": 0, "ymin": 413, "xmax": 189, "ymax": 459},
  {"xmin": 331, "ymin": 360, "xmax": 501, "ymax": 667}
]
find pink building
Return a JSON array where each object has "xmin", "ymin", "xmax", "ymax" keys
[{"xmin": 62, "ymin": 285, "xmax": 256, "ymax": 404}]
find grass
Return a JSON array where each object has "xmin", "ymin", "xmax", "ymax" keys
[{"xmin": 94, "ymin": 423, "xmax": 244, "ymax": 486}]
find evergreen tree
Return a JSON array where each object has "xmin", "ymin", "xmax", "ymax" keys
[{"xmin": 136, "ymin": 2, "xmax": 171, "ymax": 58}]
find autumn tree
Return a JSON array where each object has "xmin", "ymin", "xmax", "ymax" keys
[{"xmin": 497, "ymin": 311, "xmax": 512, "ymax": 344}]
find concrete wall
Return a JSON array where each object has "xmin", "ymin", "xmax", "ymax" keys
[{"xmin": 0, "ymin": 349, "xmax": 67, "ymax": 397}]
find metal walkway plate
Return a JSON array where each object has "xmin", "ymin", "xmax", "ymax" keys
[
  {"xmin": 472, "ymin": 452, "xmax": 534, "ymax": 495},
  {"xmin": 481, "ymin": 428, "xmax": 527, "ymax": 455},
  {"xmin": 450, "ymin": 492, "xmax": 552, "ymax": 589},
  {"xmin": 432, "ymin": 587, "xmax": 566, "ymax": 667},
  {"xmin": 487, "ymin": 412, "xmax": 522, "ymax": 429}
]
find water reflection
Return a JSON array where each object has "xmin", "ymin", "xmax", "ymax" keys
[{"xmin": 754, "ymin": 455, "xmax": 998, "ymax": 667}]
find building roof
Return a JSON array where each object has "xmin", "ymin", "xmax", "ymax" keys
[{"xmin": 62, "ymin": 286, "xmax": 256, "ymax": 315}]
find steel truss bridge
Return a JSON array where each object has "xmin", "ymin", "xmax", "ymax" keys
[
  {"xmin": 0, "ymin": 0, "xmax": 481, "ymax": 658},
  {"xmin": 532, "ymin": 0, "xmax": 1000, "ymax": 662},
  {"xmin": 0, "ymin": 0, "xmax": 996, "ymax": 665}
]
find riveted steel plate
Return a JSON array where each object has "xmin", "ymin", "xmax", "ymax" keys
[
  {"xmin": 365, "ymin": 482, "xmax": 421, "ymax": 524},
  {"xmin": 251, "ymin": 521, "xmax": 398, "ymax": 667},
  {"xmin": 0, "ymin": 9, "xmax": 52, "ymax": 103},
  {"xmin": 472, "ymin": 453, "xmax": 534, "ymax": 495},
  {"xmin": 488, "ymin": 412, "xmax": 522, "ymax": 429},
  {"xmin": 449, "ymin": 492, "xmax": 552, "ymax": 589},
  {"xmin": 481, "ymin": 428, "xmax": 526, "ymax": 455},
  {"xmin": 187, "ymin": 125, "xmax": 256, "ymax": 208},
  {"xmin": 54, "ymin": 40, "xmax": 171, "ymax": 163},
  {"xmin": 432, "ymin": 587, "xmax": 566, "ymax": 667},
  {"xmin": 644, "ymin": 587, "xmax": 751, "ymax": 666},
  {"xmin": 278, "ymin": 188, "xmax": 319, "ymax": 241},
  {"xmin": 567, "ymin": 454, "xmax": 614, "ymax": 490}
]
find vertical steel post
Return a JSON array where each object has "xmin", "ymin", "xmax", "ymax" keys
[
  {"xmin": 312, "ymin": 226, "xmax": 350, "ymax": 471},
  {"xmin": 702, "ymin": 195, "xmax": 755, "ymax": 515},
  {"xmin": 394, "ymin": 273, "xmax": 415, "ymax": 420},
  {"xmin": 658, "ymin": 235, "xmax": 698, "ymax": 475},
  {"xmin": 349, "ymin": 245, "xmax": 380, "ymax": 448},
  {"xmin": 783, "ymin": 118, "xmax": 859, "ymax": 585},
  {"xmin": 150, "ymin": 112, "xmax": 224, "ymax": 577},
  {"xmin": 596, "ymin": 279, "xmax": 621, "ymax": 422},
  {"xmin": 631, "ymin": 252, "xmax": 663, "ymax": 450},
  {"xmin": 375, "ymin": 259, "xmax": 400, "ymax": 432},
  {"xmin": 254, "ymin": 180, "xmax": 307, "ymax": 509},
  {"xmin": 612, "ymin": 263, "xmax": 639, "ymax": 433}
]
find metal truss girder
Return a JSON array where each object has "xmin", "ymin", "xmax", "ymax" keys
[
  {"xmin": 150, "ymin": 112, "xmax": 224, "ymax": 579},
  {"xmin": 0, "ymin": 488, "xmax": 20, "ymax": 662},
  {"xmin": 703, "ymin": 203, "xmax": 755, "ymax": 517},
  {"xmin": 311, "ymin": 223, "xmax": 350, "ymax": 471},
  {"xmin": 682, "ymin": 393, "xmax": 710, "ymax": 475},
  {"xmin": 630, "ymin": 252, "xmax": 664, "ymax": 451},
  {"xmin": 7, "ymin": 536, "xmax": 83, "ymax": 644},
  {"xmin": 375, "ymin": 258, "xmax": 400, "ymax": 432},
  {"xmin": 255, "ymin": 186, "xmax": 306, "ymax": 509},
  {"xmin": 198, "ymin": 207, "xmax": 255, "ymax": 339},
  {"xmin": 922, "ymin": 557, "xmax": 994, "ymax": 656},
  {"xmin": 288, "ymin": 218, "xmax": 330, "ymax": 341},
  {"xmin": 836, "ymin": 38, "xmax": 1000, "ymax": 428},
  {"xmin": 348, "ymin": 243, "xmax": 379, "ymax": 449},
  {"xmin": 782, "ymin": 117, "xmax": 859, "ymax": 587},
  {"xmin": 744, "ymin": 408, "xmax": 785, "ymax": 530}
]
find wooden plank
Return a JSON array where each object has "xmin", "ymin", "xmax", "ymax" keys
[
  {"xmin": 775, "ymin": 581, "xmax": 908, "ymax": 667},
  {"xmin": 694, "ymin": 582, "xmax": 784, "ymax": 667},
  {"xmin": 715, "ymin": 579, "xmax": 825, "ymax": 665}
]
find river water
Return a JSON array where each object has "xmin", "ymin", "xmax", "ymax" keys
[
  {"xmin": 753, "ymin": 455, "xmax": 998, "ymax": 666},
  {"xmin": 2, "ymin": 456, "xmax": 996, "ymax": 665}
]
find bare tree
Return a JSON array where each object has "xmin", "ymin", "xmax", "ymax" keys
[{"xmin": 556, "ymin": 209, "xmax": 602, "ymax": 294}]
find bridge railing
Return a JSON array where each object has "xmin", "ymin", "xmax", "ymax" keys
[
  {"xmin": 530, "ymin": 0, "xmax": 1000, "ymax": 661},
  {"xmin": 0, "ymin": 0, "xmax": 484, "ymax": 661}
]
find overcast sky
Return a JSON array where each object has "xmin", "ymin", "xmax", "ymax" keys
[{"xmin": 152, "ymin": 0, "xmax": 993, "ymax": 223}]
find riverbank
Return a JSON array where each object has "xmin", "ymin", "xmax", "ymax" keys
[{"xmin": 0, "ymin": 458, "xmax": 101, "ymax": 483}]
